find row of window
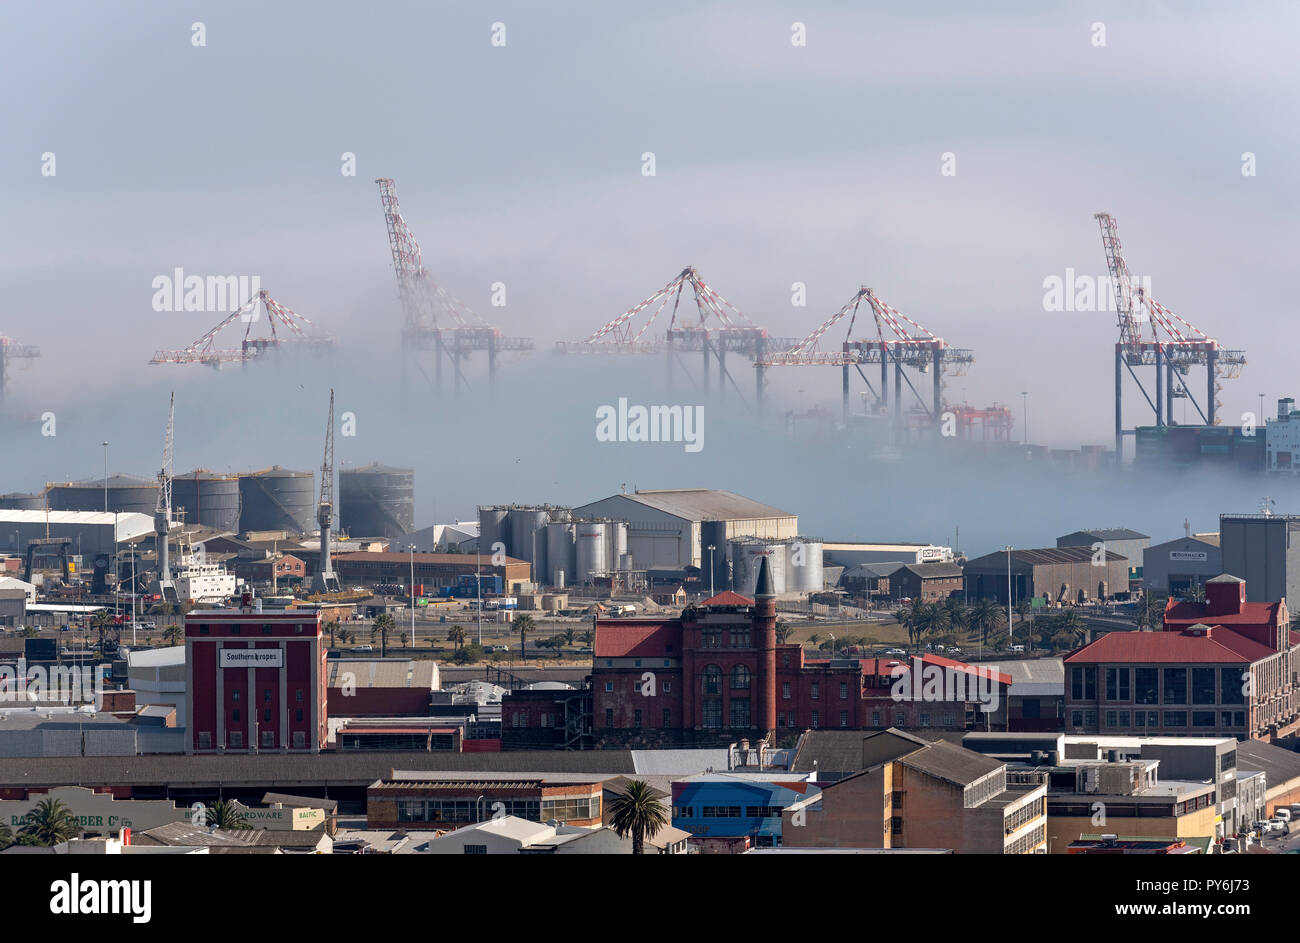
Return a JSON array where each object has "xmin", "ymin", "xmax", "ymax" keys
[
  {"xmin": 1072, "ymin": 666, "xmax": 1248, "ymax": 706},
  {"xmin": 196, "ymin": 624, "xmax": 309, "ymax": 635},
  {"xmin": 676, "ymin": 806, "xmax": 786, "ymax": 819},
  {"xmin": 196, "ymin": 730, "xmax": 307, "ymax": 748},
  {"xmin": 1072, "ymin": 709, "xmax": 1248, "ymax": 729}
]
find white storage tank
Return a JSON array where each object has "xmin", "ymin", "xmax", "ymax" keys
[
  {"xmin": 575, "ymin": 522, "xmax": 609, "ymax": 584},
  {"xmin": 784, "ymin": 538, "xmax": 824, "ymax": 593},
  {"xmin": 729, "ymin": 539, "xmax": 787, "ymax": 596},
  {"xmin": 610, "ymin": 521, "xmax": 628, "ymax": 571},
  {"xmin": 545, "ymin": 521, "xmax": 575, "ymax": 587}
]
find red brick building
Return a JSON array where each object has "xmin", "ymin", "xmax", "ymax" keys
[
  {"xmin": 584, "ymin": 558, "xmax": 1011, "ymax": 748},
  {"xmin": 184, "ymin": 598, "xmax": 329, "ymax": 754},
  {"xmin": 1063, "ymin": 574, "xmax": 1299, "ymax": 742}
]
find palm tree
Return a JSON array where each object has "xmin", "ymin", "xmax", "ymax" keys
[
  {"xmin": 20, "ymin": 798, "xmax": 80, "ymax": 848},
  {"xmin": 562, "ymin": 625, "xmax": 578, "ymax": 647},
  {"xmin": 0, "ymin": 822, "xmax": 13, "ymax": 850},
  {"xmin": 966, "ymin": 598, "xmax": 1005, "ymax": 649},
  {"xmin": 943, "ymin": 597, "xmax": 969, "ymax": 637},
  {"xmin": 513, "ymin": 614, "xmax": 535, "ymax": 661},
  {"xmin": 163, "ymin": 623, "xmax": 183, "ymax": 646},
  {"xmin": 1056, "ymin": 608, "xmax": 1087, "ymax": 648},
  {"xmin": 448, "ymin": 625, "xmax": 467, "ymax": 650},
  {"xmin": 373, "ymin": 613, "xmax": 397, "ymax": 657},
  {"xmin": 205, "ymin": 800, "xmax": 251, "ymax": 830},
  {"xmin": 578, "ymin": 629, "xmax": 595, "ymax": 646},
  {"xmin": 1014, "ymin": 598, "xmax": 1032, "ymax": 628},
  {"xmin": 775, "ymin": 620, "xmax": 793, "ymax": 644},
  {"xmin": 608, "ymin": 780, "xmax": 669, "ymax": 855}
]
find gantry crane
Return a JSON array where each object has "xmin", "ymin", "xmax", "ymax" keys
[
  {"xmin": 150, "ymin": 290, "xmax": 334, "ymax": 366},
  {"xmin": 756, "ymin": 286, "xmax": 973, "ymax": 432},
  {"xmin": 1095, "ymin": 213, "xmax": 1246, "ymax": 457},
  {"xmin": 0, "ymin": 335, "xmax": 40, "ymax": 406},
  {"xmin": 375, "ymin": 178, "xmax": 533, "ymax": 393},
  {"xmin": 311, "ymin": 388, "xmax": 341, "ymax": 594},
  {"xmin": 152, "ymin": 392, "xmax": 178, "ymax": 603},
  {"xmin": 557, "ymin": 266, "xmax": 801, "ymax": 400}
]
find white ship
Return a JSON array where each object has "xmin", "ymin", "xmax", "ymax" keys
[{"xmin": 173, "ymin": 550, "xmax": 237, "ymax": 603}]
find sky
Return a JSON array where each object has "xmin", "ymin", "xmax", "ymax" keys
[{"xmin": 2, "ymin": 0, "xmax": 1298, "ymax": 551}]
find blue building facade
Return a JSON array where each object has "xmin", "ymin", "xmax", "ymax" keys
[{"xmin": 671, "ymin": 774, "xmax": 819, "ymax": 847}]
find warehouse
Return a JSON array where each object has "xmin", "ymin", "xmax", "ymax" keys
[
  {"xmin": 572, "ymin": 489, "xmax": 796, "ymax": 570},
  {"xmin": 823, "ymin": 542, "xmax": 954, "ymax": 566},
  {"xmin": 326, "ymin": 551, "xmax": 530, "ymax": 593},
  {"xmin": 1220, "ymin": 513, "xmax": 1300, "ymax": 604},
  {"xmin": 1056, "ymin": 528, "xmax": 1149, "ymax": 572},
  {"xmin": 962, "ymin": 547, "xmax": 1130, "ymax": 606},
  {"xmin": 888, "ymin": 562, "xmax": 965, "ymax": 602},
  {"xmin": 0, "ymin": 510, "xmax": 154, "ymax": 558},
  {"xmin": 1141, "ymin": 533, "xmax": 1222, "ymax": 596}
]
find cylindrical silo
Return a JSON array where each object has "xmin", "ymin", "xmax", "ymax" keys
[
  {"xmin": 546, "ymin": 521, "xmax": 575, "ymax": 587},
  {"xmin": 237, "ymin": 466, "xmax": 315, "ymax": 534},
  {"xmin": 700, "ymin": 520, "xmax": 729, "ymax": 591},
  {"xmin": 171, "ymin": 470, "xmax": 241, "ymax": 532},
  {"xmin": 0, "ymin": 492, "xmax": 46, "ymax": 510},
  {"xmin": 730, "ymin": 539, "xmax": 786, "ymax": 596},
  {"xmin": 48, "ymin": 475, "xmax": 158, "ymax": 514},
  {"xmin": 478, "ymin": 506, "xmax": 510, "ymax": 559},
  {"xmin": 508, "ymin": 507, "xmax": 551, "ymax": 568},
  {"xmin": 339, "ymin": 463, "xmax": 415, "ymax": 538},
  {"xmin": 609, "ymin": 521, "xmax": 628, "ymax": 572},
  {"xmin": 785, "ymin": 538, "xmax": 824, "ymax": 593},
  {"xmin": 575, "ymin": 521, "xmax": 609, "ymax": 584}
]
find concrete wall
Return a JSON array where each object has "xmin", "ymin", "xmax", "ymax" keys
[
  {"xmin": 1220, "ymin": 516, "xmax": 1300, "ymax": 604},
  {"xmin": 1142, "ymin": 537, "xmax": 1223, "ymax": 594}
]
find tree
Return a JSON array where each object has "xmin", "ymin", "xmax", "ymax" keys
[
  {"xmin": 578, "ymin": 629, "xmax": 595, "ymax": 646},
  {"xmin": 19, "ymin": 798, "xmax": 80, "ymax": 848},
  {"xmin": 808, "ymin": 633, "xmax": 821, "ymax": 646},
  {"xmin": 373, "ymin": 613, "xmax": 397, "ymax": 657},
  {"xmin": 1056, "ymin": 608, "xmax": 1087, "ymax": 648},
  {"xmin": 205, "ymin": 800, "xmax": 251, "ymax": 830},
  {"xmin": 163, "ymin": 623, "xmax": 183, "ymax": 646},
  {"xmin": 562, "ymin": 625, "xmax": 577, "ymax": 647},
  {"xmin": 966, "ymin": 598, "xmax": 1006, "ymax": 648},
  {"xmin": 0, "ymin": 822, "xmax": 12, "ymax": 850},
  {"xmin": 513, "ymin": 614, "xmax": 535, "ymax": 660},
  {"xmin": 608, "ymin": 780, "xmax": 669, "ymax": 855},
  {"xmin": 943, "ymin": 597, "xmax": 969, "ymax": 637},
  {"xmin": 1014, "ymin": 598, "xmax": 1032, "ymax": 628},
  {"xmin": 1134, "ymin": 594, "xmax": 1168, "ymax": 632},
  {"xmin": 775, "ymin": 620, "xmax": 793, "ymax": 644}
]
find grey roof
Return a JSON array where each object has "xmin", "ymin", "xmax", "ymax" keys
[
  {"xmin": 325, "ymin": 659, "xmax": 438, "ymax": 689},
  {"xmin": 0, "ymin": 750, "xmax": 640, "ymax": 789},
  {"xmin": 1206, "ymin": 573, "xmax": 1245, "ymax": 584},
  {"xmin": 262, "ymin": 792, "xmax": 339, "ymax": 812},
  {"xmin": 136, "ymin": 823, "xmax": 259, "ymax": 847},
  {"xmin": 890, "ymin": 563, "xmax": 965, "ymax": 580},
  {"xmin": 629, "ymin": 749, "xmax": 730, "ymax": 776},
  {"xmin": 843, "ymin": 561, "xmax": 909, "ymax": 579},
  {"xmin": 1060, "ymin": 528, "xmax": 1149, "ymax": 541},
  {"xmin": 1236, "ymin": 739, "xmax": 1300, "ymax": 788},
  {"xmin": 792, "ymin": 728, "xmax": 933, "ymax": 775},
  {"xmin": 966, "ymin": 546, "xmax": 1126, "ymax": 569},
  {"xmin": 899, "ymin": 740, "xmax": 1003, "ymax": 788},
  {"xmin": 596, "ymin": 489, "xmax": 795, "ymax": 523},
  {"xmin": 987, "ymin": 657, "xmax": 1064, "ymax": 688}
]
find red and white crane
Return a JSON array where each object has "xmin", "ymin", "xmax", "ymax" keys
[
  {"xmin": 0, "ymin": 334, "xmax": 40, "ymax": 406},
  {"xmin": 150, "ymin": 290, "xmax": 334, "ymax": 366}
]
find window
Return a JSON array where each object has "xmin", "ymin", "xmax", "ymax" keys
[
  {"xmin": 1162, "ymin": 668, "xmax": 1187, "ymax": 704},
  {"xmin": 1071, "ymin": 711, "xmax": 1083, "ymax": 727},
  {"xmin": 635, "ymin": 660, "xmax": 641, "ymax": 668},
  {"xmin": 634, "ymin": 709, "xmax": 642, "ymax": 728},
  {"xmin": 604, "ymin": 682, "xmax": 613, "ymax": 692},
  {"xmin": 1191, "ymin": 667, "xmax": 1217, "ymax": 705},
  {"xmin": 663, "ymin": 708, "xmax": 671, "ymax": 728},
  {"xmin": 292, "ymin": 731, "xmax": 305, "ymax": 748},
  {"xmin": 1163, "ymin": 711, "xmax": 1187, "ymax": 727},
  {"xmin": 1118, "ymin": 711, "xmax": 1130, "ymax": 727},
  {"xmin": 1134, "ymin": 711, "xmax": 1145, "ymax": 727},
  {"xmin": 730, "ymin": 630, "xmax": 751, "ymax": 648},
  {"xmin": 263, "ymin": 625, "xmax": 272, "ymax": 635},
  {"xmin": 702, "ymin": 700, "xmax": 722, "ymax": 728},
  {"xmin": 919, "ymin": 712, "xmax": 930, "ymax": 727},
  {"xmin": 871, "ymin": 711, "xmax": 881, "ymax": 726},
  {"xmin": 1235, "ymin": 711, "xmax": 1246, "ymax": 727},
  {"xmin": 1221, "ymin": 711, "xmax": 1234, "ymax": 727},
  {"xmin": 1147, "ymin": 711, "xmax": 1159, "ymax": 727},
  {"xmin": 1134, "ymin": 667, "xmax": 1159, "ymax": 704},
  {"xmin": 1105, "ymin": 711, "xmax": 1117, "ymax": 728},
  {"xmin": 230, "ymin": 731, "xmax": 243, "ymax": 747},
  {"xmin": 1070, "ymin": 666, "xmax": 1097, "ymax": 700},
  {"xmin": 702, "ymin": 666, "xmax": 722, "ymax": 695},
  {"xmin": 295, "ymin": 708, "xmax": 303, "ymax": 722},
  {"xmin": 894, "ymin": 711, "xmax": 905, "ymax": 726},
  {"xmin": 730, "ymin": 698, "xmax": 751, "ymax": 728},
  {"xmin": 663, "ymin": 660, "xmax": 670, "ymax": 668},
  {"xmin": 811, "ymin": 711, "xmax": 819, "ymax": 728},
  {"xmin": 782, "ymin": 682, "xmax": 791, "ymax": 700},
  {"xmin": 264, "ymin": 689, "xmax": 272, "ymax": 703},
  {"xmin": 1221, "ymin": 667, "xmax": 1247, "ymax": 705},
  {"xmin": 199, "ymin": 625, "xmax": 209, "ymax": 635},
  {"xmin": 777, "ymin": 713, "xmax": 785, "ymax": 727},
  {"xmin": 1192, "ymin": 711, "xmax": 1216, "ymax": 727},
  {"xmin": 840, "ymin": 682, "xmax": 849, "ymax": 700},
  {"xmin": 464, "ymin": 845, "xmax": 488, "ymax": 855},
  {"xmin": 296, "ymin": 689, "xmax": 303, "ymax": 702},
  {"xmin": 663, "ymin": 681, "xmax": 671, "ymax": 693},
  {"xmin": 232, "ymin": 709, "xmax": 241, "ymax": 722},
  {"xmin": 839, "ymin": 711, "xmax": 848, "ymax": 727},
  {"xmin": 231, "ymin": 625, "xmax": 241, "ymax": 635},
  {"xmin": 788, "ymin": 711, "xmax": 796, "ymax": 726},
  {"xmin": 731, "ymin": 665, "xmax": 751, "ymax": 690},
  {"xmin": 942, "ymin": 712, "xmax": 955, "ymax": 727},
  {"xmin": 702, "ymin": 631, "xmax": 721, "ymax": 648},
  {"xmin": 811, "ymin": 683, "xmax": 820, "ymax": 700},
  {"xmin": 1105, "ymin": 668, "xmax": 1131, "ymax": 701},
  {"xmin": 262, "ymin": 730, "xmax": 274, "ymax": 747},
  {"xmin": 198, "ymin": 731, "xmax": 212, "ymax": 748},
  {"xmin": 232, "ymin": 690, "xmax": 240, "ymax": 702},
  {"xmin": 605, "ymin": 708, "xmax": 614, "ymax": 727},
  {"xmin": 263, "ymin": 709, "xmax": 272, "ymax": 723}
]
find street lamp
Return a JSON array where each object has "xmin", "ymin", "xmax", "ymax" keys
[
  {"xmin": 409, "ymin": 544, "xmax": 416, "ymax": 648},
  {"xmin": 707, "ymin": 544, "xmax": 716, "ymax": 598},
  {"xmin": 101, "ymin": 441, "xmax": 108, "ymax": 512},
  {"xmin": 1005, "ymin": 545, "xmax": 1013, "ymax": 640},
  {"xmin": 1021, "ymin": 392, "xmax": 1028, "ymax": 447}
]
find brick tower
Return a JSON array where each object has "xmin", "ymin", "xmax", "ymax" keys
[{"xmin": 753, "ymin": 555, "xmax": 777, "ymax": 743}]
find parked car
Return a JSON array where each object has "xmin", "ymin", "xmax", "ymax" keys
[{"xmin": 352, "ymin": 644, "xmax": 373, "ymax": 653}]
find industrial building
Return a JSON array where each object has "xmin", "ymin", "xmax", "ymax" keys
[
  {"xmin": 402, "ymin": 521, "xmax": 478, "ymax": 554},
  {"xmin": 1134, "ymin": 424, "xmax": 1265, "ymax": 473},
  {"xmin": 1265, "ymin": 397, "xmax": 1300, "ymax": 473},
  {"xmin": 171, "ymin": 470, "xmax": 242, "ymax": 532},
  {"xmin": 963, "ymin": 546, "xmax": 1130, "ymax": 606},
  {"xmin": 339, "ymin": 463, "xmax": 415, "ymax": 538},
  {"xmin": 46, "ymin": 474, "xmax": 158, "ymax": 514},
  {"xmin": 573, "ymin": 489, "xmax": 797, "ymax": 572},
  {"xmin": 1056, "ymin": 528, "xmax": 1149, "ymax": 571},
  {"xmin": 822, "ymin": 542, "xmax": 954, "ymax": 567},
  {"xmin": 238, "ymin": 466, "xmax": 315, "ymax": 535},
  {"xmin": 325, "ymin": 551, "xmax": 530, "ymax": 594},
  {"xmin": 887, "ymin": 562, "xmax": 964, "ymax": 602},
  {"xmin": 1220, "ymin": 512, "xmax": 1300, "ymax": 604},
  {"xmin": 326, "ymin": 658, "xmax": 441, "ymax": 716},
  {"xmin": 0, "ymin": 509, "xmax": 154, "ymax": 558},
  {"xmin": 1142, "ymin": 532, "xmax": 1222, "ymax": 596}
]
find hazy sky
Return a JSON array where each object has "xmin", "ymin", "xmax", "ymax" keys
[{"xmin": 3, "ymin": 1, "xmax": 1298, "ymax": 548}]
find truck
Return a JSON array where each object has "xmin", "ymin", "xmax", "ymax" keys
[{"xmin": 484, "ymin": 596, "xmax": 518, "ymax": 611}]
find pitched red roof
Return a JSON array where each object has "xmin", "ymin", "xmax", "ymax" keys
[
  {"xmin": 594, "ymin": 620, "xmax": 681, "ymax": 659},
  {"xmin": 700, "ymin": 591, "xmax": 754, "ymax": 608},
  {"xmin": 860, "ymin": 655, "xmax": 1011, "ymax": 687},
  {"xmin": 1065, "ymin": 626, "xmax": 1275, "ymax": 664},
  {"xmin": 1164, "ymin": 599, "xmax": 1281, "ymax": 629}
]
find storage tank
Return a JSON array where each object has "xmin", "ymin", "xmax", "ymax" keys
[
  {"xmin": 0, "ymin": 492, "xmax": 46, "ymax": 510},
  {"xmin": 172, "ymin": 470, "xmax": 241, "ymax": 532},
  {"xmin": 478, "ymin": 506, "xmax": 510, "ymax": 559},
  {"xmin": 575, "ymin": 521, "xmax": 609, "ymax": 584},
  {"xmin": 545, "ymin": 521, "xmax": 575, "ymax": 587},
  {"xmin": 785, "ymin": 538, "xmax": 824, "ymax": 593},
  {"xmin": 339, "ymin": 463, "xmax": 415, "ymax": 538},
  {"xmin": 237, "ymin": 466, "xmax": 315, "ymax": 534},
  {"xmin": 700, "ymin": 520, "xmax": 729, "ymax": 592},
  {"xmin": 729, "ymin": 539, "xmax": 787, "ymax": 595},
  {"xmin": 47, "ymin": 475, "xmax": 158, "ymax": 514},
  {"xmin": 609, "ymin": 521, "xmax": 628, "ymax": 572},
  {"xmin": 508, "ymin": 507, "xmax": 551, "ymax": 568}
]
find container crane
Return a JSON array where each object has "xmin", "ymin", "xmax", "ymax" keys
[
  {"xmin": 375, "ymin": 177, "xmax": 533, "ymax": 394},
  {"xmin": 755, "ymin": 286, "xmax": 973, "ymax": 432},
  {"xmin": 150, "ymin": 290, "xmax": 334, "ymax": 366},
  {"xmin": 0, "ymin": 335, "xmax": 40, "ymax": 407},
  {"xmin": 311, "ymin": 388, "xmax": 341, "ymax": 594},
  {"xmin": 153, "ymin": 392, "xmax": 178, "ymax": 603},
  {"xmin": 1095, "ymin": 212, "xmax": 1246, "ymax": 457},
  {"xmin": 556, "ymin": 266, "xmax": 801, "ymax": 399}
]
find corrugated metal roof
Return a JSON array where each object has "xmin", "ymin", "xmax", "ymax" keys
[
  {"xmin": 899, "ymin": 740, "xmax": 1003, "ymax": 788},
  {"xmin": 587, "ymin": 489, "xmax": 795, "ymax": 523},
  {"xmin": 1060, "ymin": 528, "xmax": 1150, "ymax": 541},
  {"xmin": 326, "ymin": 659, "xmax": 438, "ymax": 689},
  {"xmin": 1064, "ymin": 627, "xmax": 1274, "ymax": 664}
]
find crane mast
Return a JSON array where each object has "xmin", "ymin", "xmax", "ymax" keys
[
  {"xmin": 154, "ymin": 392, "xmax": 177, "ymax": 602},
  {"xmin": 312, "ymin": 388, "xmax": 340, "ymax": 594}
]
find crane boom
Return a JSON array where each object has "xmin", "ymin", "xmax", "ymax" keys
[
  {"xmin": 312, "ymin": 388, "xmax": 340, "ymax": 593},
  {"xmin": 154, "ymin": 392, "xmax": 177, "ymax": 602}
]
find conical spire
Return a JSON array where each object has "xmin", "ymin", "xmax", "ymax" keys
[{"xmin": 755, "ymin": 556, "xmax": 775, "ymax": 598}]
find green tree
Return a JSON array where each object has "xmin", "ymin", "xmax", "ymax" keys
[
  {"xmin": 373, "ymin": 613, "xmax": 397, "ymax": 657},
  {"xmin": 775, "ymin": 620, "xmax": 793, "ymax": 644},
  {"xmin": 1014, "ymin": 598, "xmax": 1033, "ymax": 628},
  {"xmin": 19, "ymin": 798, "xmax": 80, "ymax": 848},
  {"xmin": 578, "ymin": 629, "xmax": 595, "ymax": 646},
  {"xmin": 205, "ymin": 800, "xmax": 251, "ymax": 830},
  {"xmin": 942, "ymin": 597, "xmax": 969, "ymax": 637},
  {"xmin": 1056, "ymin": 608, "xmax": 1087, "ymax": 648},
  {"xmin": 562, "ymin": 625, "xmax": 577, "ymax": 647},
  {"xmin": 513, "ymin": 614, "xmax": 535, "ymax": 661},
  {"xmin": 448, "ymin": 625, "xmax": 467, "ymax": 650},
  {"xmin": 607, "ymin": 780, "xmax": 669, "ymax": 855},
  {"xmin": 966, "ymin": 598, "xmax": 1006, "ymax": 648},
  {"xmin": 0, "ymin": 821, "xmax": 13, "ymax": 850},
  {"xmin": 163, "ymin": 623, "xmax": 183, "ymax": 646}
]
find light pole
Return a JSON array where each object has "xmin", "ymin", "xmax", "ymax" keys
[
  {"xmin": 707, "ymin": 544, "xmax": 716, "ymax": 598},
  {"xmin": 1005, "ymin": 545, "xmax": 1013, "ymax": 640},
  {"xmin": 476, "ymin": 547, "xmax": 483, "ymax": 647},
  {"xmin": 101, "ymin": 441, "xmax": 108, "ymax": 512},
  {"xmin": 1021, "ymin": 392, "xmax": 1028, "ymax": 446},
  {"xmin": 409, "ymin": 544, "xmax": 416, "ymax": 648},
  {"xmin": 1260, "ymin": 393, "xmax": 1266, "ymax": 426}
]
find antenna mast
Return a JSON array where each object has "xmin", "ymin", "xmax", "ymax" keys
[{"xmin": 312, "ymin": 389, "xmax": 341, "ymax": 593}]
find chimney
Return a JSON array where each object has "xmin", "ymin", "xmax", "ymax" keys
[
  {"xmin": 1205, "ymin": 575, "xmax": 1245, "ymax": 616},
  {"xmin": 1184, "ymin": 518, "xmax": 1191, "ymax": 539},
  {"xmin": 753, "ymin": 557, "xmax": 777, "ymax": 743}
]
